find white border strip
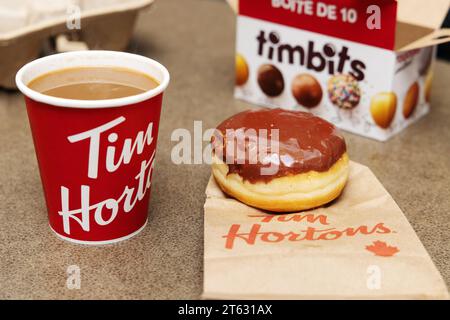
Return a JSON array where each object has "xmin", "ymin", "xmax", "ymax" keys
[
  {"xmin": 16, "ymin": 51, "xmax": 170, "ymax": 109},
  {"xmin": 50, "ymin": 219, "xmax": 148, "ymax": 246}
]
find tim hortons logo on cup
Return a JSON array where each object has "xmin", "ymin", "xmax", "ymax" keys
[
  {"xmin": 58, "ymin": 116, "xmax": 155, "ymax": 235},
  {"xmin": 256, "ymin": 30, "xmax": 366, "ymax": 81}
]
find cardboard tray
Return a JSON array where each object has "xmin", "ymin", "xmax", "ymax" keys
[{"xmin": 0, "ymin": 0, "xmax": 154, "ymax": 89}]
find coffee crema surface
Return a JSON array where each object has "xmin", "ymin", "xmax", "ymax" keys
[{"xmin": 27, "ymin": 67, "xmax": 159, "ymax": 100}]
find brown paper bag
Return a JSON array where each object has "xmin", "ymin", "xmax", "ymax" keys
[{"xmin": 203, "ymin": 162, "xmax": 449, "ymax": 299}]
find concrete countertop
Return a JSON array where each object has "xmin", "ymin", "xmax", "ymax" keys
[{"xmin": 0, "ymin": 0, "xmax": 449, "ymax": 299}]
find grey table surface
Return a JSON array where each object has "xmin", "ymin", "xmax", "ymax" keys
[{"xmin": 0, "ymin": 0, "xmax": 449, "ymax": 299}]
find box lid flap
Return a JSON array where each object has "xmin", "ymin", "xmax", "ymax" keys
[
  {"xmin": 397, "ymin": 0, "xmax": 449, "ymax": 29},
  {"xmin": 227, "ymin": 0, "xmax": 238, "ymax": 13},
  {"xmin": 396, "ymin": 27, "xmax": 450, "ymax": 51},
  {"xmin": 395, "ymin": 0, "xmax": 450, "ymax": 51}
]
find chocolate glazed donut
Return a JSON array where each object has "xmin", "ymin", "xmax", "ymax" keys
[{"xmin": 211, "ymin": 109, "xmax": 350, "ymax": 212}]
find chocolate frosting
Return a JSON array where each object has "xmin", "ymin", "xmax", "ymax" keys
[{"xmin": 212, "ymin": 108, "xmax": 347, "ymax": 183}]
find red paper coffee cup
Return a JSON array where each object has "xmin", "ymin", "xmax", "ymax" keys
[{"xmin": 16, "ymin": 51, "xmax": 170, "ymax": 245}]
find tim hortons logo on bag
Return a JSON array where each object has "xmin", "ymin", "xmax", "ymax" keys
[
  {"xmin": 256, "ymin": 30, "xmax": 366, "ymax": 80},
  {"xmin": 58, "ymin": 116, "xmax": 156, "ymax": 235},
  {"xmin": 223, "ymin": 214, "xmax": 396, "ymax": 252}
]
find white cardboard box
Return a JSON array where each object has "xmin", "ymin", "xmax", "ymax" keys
[{"xmin": 231, "ymin": 0, "xmax": 450, "ymax": 141}]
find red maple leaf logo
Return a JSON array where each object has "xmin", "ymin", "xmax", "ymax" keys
[{"xmin": 366, "ymin": 241, "xmax": 399, "ymax": 257}]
